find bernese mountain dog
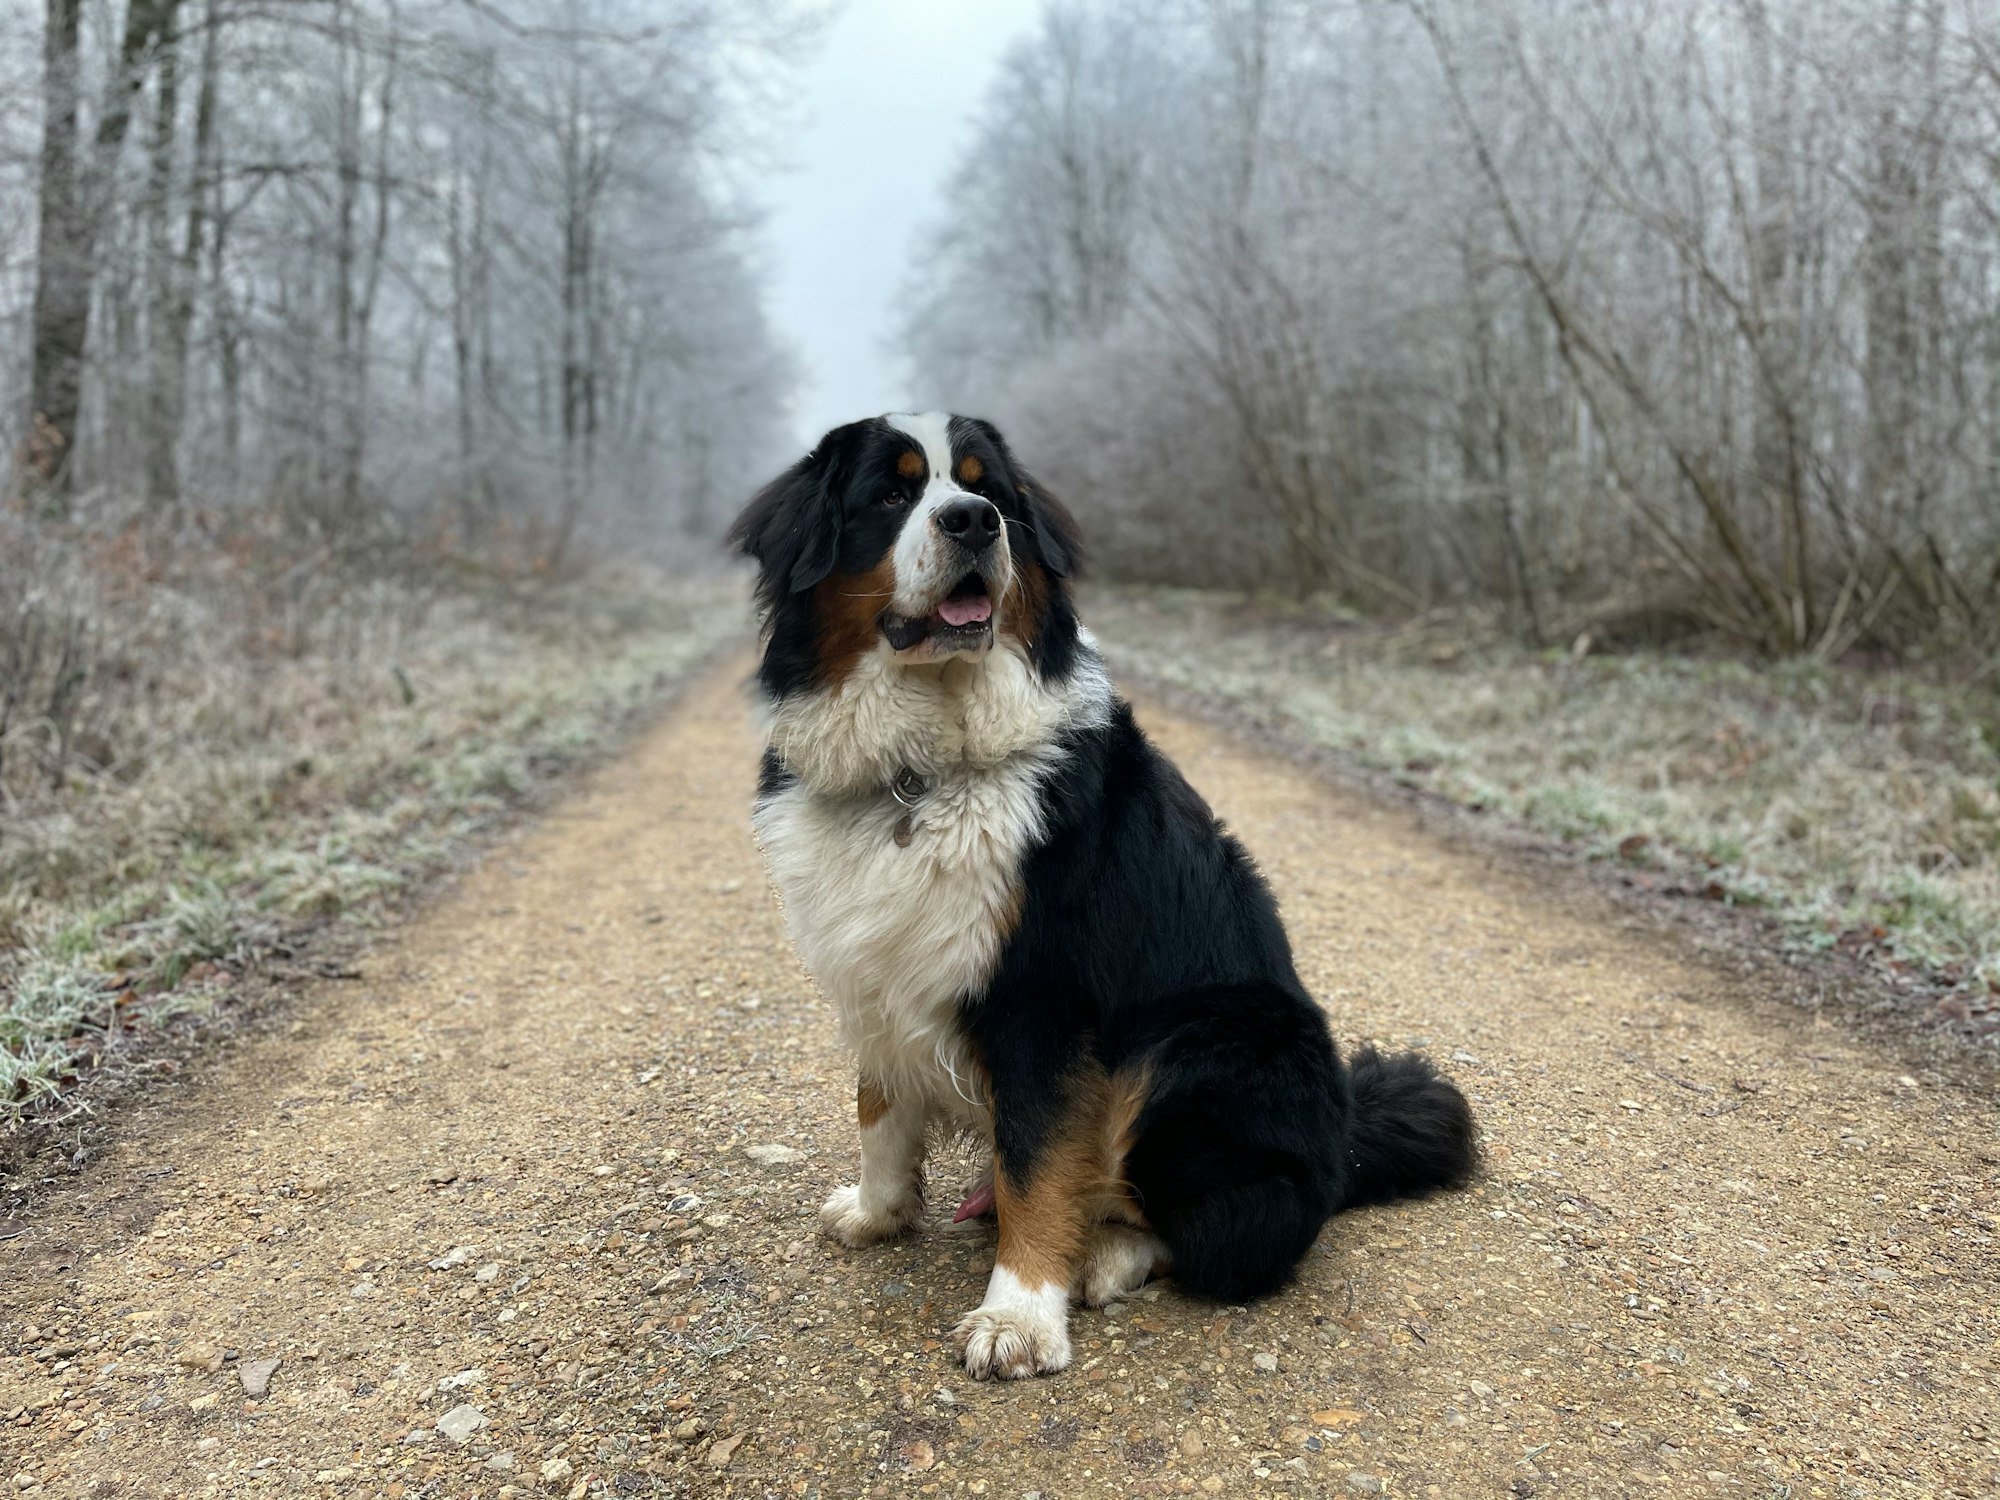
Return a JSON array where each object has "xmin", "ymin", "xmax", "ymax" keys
[{"xmin": 732, "ymin": 412, "xmax": 1477, "ymax": 1381}]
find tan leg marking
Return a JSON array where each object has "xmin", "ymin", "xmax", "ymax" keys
[
  {"xmin": 956, "ymin": 1068, "xmax": 1151, "ymax": 1379},
  {"xmin": 821, "ymin": 1076, "xmax": 924, "ymax": 1247},
  {"xmin": 856, "ymin": 1077, "xmax": 890, "ymax": 1129}
]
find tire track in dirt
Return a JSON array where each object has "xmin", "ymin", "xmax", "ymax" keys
[{"xmin": 2, "ymin": 653, "xmax": 1994, "ymax": 1499}]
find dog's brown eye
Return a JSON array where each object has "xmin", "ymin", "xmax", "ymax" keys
[{"xmin": 883, "ymin": 490, "xmax": 908, "ymax": 507}]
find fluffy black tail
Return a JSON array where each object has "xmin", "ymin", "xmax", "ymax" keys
[{"xmin": 1340, "ymin": 1045, "xmax": 1479, "ymax": 1209}]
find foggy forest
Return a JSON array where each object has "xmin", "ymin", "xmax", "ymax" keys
[
  {"xmin": 910, "ymin": 0, "xmax": 2000, "ymax": 657},
  {"xmin": 4, "ymin": 2, "xmax": 2000, "ymax": 1128},
  {"xmin": 3, "ymin": 7, "xmax": 2000, "ymax": 1490}
]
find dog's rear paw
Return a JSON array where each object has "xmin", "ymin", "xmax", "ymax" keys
[
  {"xmin": 819, "ymin": 1184, "xmax": 921, "ymax": 1247},
  {"xmin": 1076, "ymin": 1225, "xmax": 1169, "ymax": 1307},
  {"xmin": 954, "ymin": 1271, "xmax": 1071, "ymax": 1380}
]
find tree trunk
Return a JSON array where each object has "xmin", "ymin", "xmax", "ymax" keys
[
  {"xmin": 29, "ymin": 0, "xmax": 172, "ymax": 498},
  {"xmin": 26, "ymin": 0, "xmax": 85, "ymax": 496},
  {"xmin": 142, "ymin": 0, "xmax": 190, "ymax": 510}
]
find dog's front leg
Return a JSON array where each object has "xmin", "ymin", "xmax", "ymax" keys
[
  {"xmin": 820, "ymin": 1076, "xmax": 926, "ymax": 1247},
  {"xmin": 955, "ymin": 1142, "xmax": 1093, "ymax": 1380}
]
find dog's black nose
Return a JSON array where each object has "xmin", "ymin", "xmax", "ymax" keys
[{"xmin": 935, "ymin": 497, "xmax": 1001, "ymax": 551}]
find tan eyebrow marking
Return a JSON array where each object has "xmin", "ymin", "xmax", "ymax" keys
[
  {"xmin": 897, "ymin": 450, "xmax": 926, "ymax": 480},
  {"xmin": 956, "ymin": 454, "xmax": 984, "ymax": 485}
]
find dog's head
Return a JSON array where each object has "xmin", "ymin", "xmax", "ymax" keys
[{"xmin": 731, "ymin": 413, "xmax": 1082, "ymax": 696}]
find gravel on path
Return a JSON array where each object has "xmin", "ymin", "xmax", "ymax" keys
[{"xmin": 1, "ymin": 653, "xmax": 1994, "ymax": 1499}]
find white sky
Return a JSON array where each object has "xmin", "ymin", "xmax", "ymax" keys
[{"xmin": 760, "ymin": 0, "xmax": 1043, "ymax": 449}]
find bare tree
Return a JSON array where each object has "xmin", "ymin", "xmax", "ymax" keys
[
  {"xmin": 4, "ymin": 0, "xmax": 810, "ymax": 551},
  {"xmin": 905, "ymin": 0, "xmax": 2000, "ymax": 657}
]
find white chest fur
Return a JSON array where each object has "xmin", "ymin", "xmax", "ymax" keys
[{"xmin": 752, "ymin": 640, "xmax": 1110, "ymax": 1123}]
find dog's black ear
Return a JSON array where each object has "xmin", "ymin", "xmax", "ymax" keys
[
  {"xmin": 1016, "ymin": 470, "xmax": 1080, "ymax": 578},
  {"xmin": 966, "ymin": 419, "xmax": 1081, "ymax": 578},
  {"xmin": 730, "ymin": 426, "xmax": 857, "ymax": 600}
]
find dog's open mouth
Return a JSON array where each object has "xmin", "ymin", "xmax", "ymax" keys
[
  {"xmin": 935, "ymin": 572, "xmax": 993, "ymax": 630},
  {"xmin": 880, "ymin": 572, "xmax": 994, "ymax": 652}
]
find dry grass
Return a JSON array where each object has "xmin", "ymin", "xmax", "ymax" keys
[
  {"xmin": 1, "ymin": 511, "xmax": 748, "ymax": 1126},
  {"xmin": 1089, "ymin": 587, "xmax": 2000, "ymax": 1004}
]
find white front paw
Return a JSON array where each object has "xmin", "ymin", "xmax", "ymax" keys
[
  {"xmin": 819, "ymin": 1184, "xmax": 921, "ymax": 1248},
  {"xmin": 955, "ymin": 1268, "xmax": 1071, "ymax": 1380}
]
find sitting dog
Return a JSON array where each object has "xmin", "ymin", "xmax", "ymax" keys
[{"xmin": 732, "ymin": 413, "xmax": 1477, "ymax": 1380}]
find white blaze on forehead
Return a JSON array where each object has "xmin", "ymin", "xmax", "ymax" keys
[
  {"xmin": 884, "ymin": 410, "xmax": 1007, "ymax": 620},
  {"xmin": 885, "ymin": 411, "xmax": 954, "ymax": 482}
]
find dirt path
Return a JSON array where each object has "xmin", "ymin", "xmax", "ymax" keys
[{"xmin": 3, "ymin": 653, "xmax": 1995, "ymax": 1500}]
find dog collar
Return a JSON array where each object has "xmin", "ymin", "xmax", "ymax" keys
[{"xmin": 889, "ymin": 765, "xmax": 929, "ymax": 847}]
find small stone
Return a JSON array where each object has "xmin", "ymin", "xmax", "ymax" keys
[
  {"xmin": 402, "ymin": 1429, "xmax": 435, "ymax": 1447},
  {"xmin": 707, "ymin": 1433, "xmax": 746, "ymax": 1468},
  {"xmin": 174, "ymin": 1344, "xmax": 223, "ymax": 1373},
  {"xmin": 438, "ymin": 1367, "xmax": 487, "ymax": 1394},
  {"xmin": 1251, "ymin": 1352, "xmax": 1279, "ymax": 1373},
  {"xmin": 484, "ymin": 1453, "xmax": 516, "ymax": 1472},
  {"xmin": 666, "ymin": 1194, "xmax": 702, "ymax": 1213},
  {"xmin": 672, "ymin": 1418, "xmax": 707, "ymax": 1442},
  {"xmin": 540, "ymin": 1457, "xmax": 574, "ymax": 1486},
  {"xmin": 1179, "ymin": 1431, "xmax": 1205, "ymax": 1457},
  {"xmin": 1468, "ymin": 1379, "xmax": 1496, "ymax": 1400},
  {"xmin": 436, "ymin": 1404, "xmax": 487, "ymax": 1444},
  {"xmin": 429, "ymin": 1246, "xmax": 475, "ymax": 1270},
  {"xmin": 1617, "ymin": 1099, "xmax": 1643, "ymax": 1112},
  {"xmin": 1346, "ymin": 1474, "xmax": 1384, "ymax": 1494},
  {"xmin": 474, "ymin": 1263, "xmax": 501, "ymax": 1283},
  {"xmin": 743, "ymin": 1144, "xmax": 803, "ymax": 1166},
  {"xmin": 237, "ymin": 1357, "xmax": 280, "ymax": 1398},
  {"xmin": 426, "ymin": 1167, "xmax": 459, "ymax": 1185},
  {"xmin": 187, "ymin": 1394, "xmax": 219, "ymax": 1414}
]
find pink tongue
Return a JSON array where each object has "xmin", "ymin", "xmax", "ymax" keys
[
  {"xmin": 953, "ymin": 1182, "xmax": 995, "ymax": 1222},
  {"xmin": 936, "ymin": 594, "xmax": 993, "ymax": 628}
]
